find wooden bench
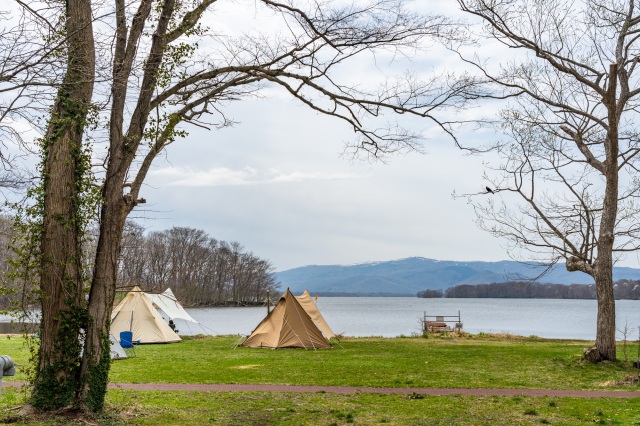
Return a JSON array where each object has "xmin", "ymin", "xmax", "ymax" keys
[{"xmin": 423, "ymin": 312, "xmax": 462, "ymax": 333}]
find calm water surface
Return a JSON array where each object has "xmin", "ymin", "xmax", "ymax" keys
[{"xmin": 184, "ymin": 297, "xmax": 640, "ymax": 340}]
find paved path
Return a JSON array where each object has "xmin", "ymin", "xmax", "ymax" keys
[{"xmin": 4, "ymin": 382, "xmax": 640, "ymax": 398}]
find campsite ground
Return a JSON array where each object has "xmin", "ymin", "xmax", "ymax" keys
[{"xmin": 0, "ymin": 335, "xmax": 639, "ymax": 425}]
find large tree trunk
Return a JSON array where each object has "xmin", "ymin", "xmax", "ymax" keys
[
  {"xmin": 587, "ymin": 63, "xmax": 620, "ymax": 363},
  {"xmin": 588, "ymin": 265, "xmax": 617, "ymax": 362},
  {"xmin": 32, "ymin": 0, "xmax": 95, "ymax": 410},
  {"xmin": 76, "ymin": 0, "xmax": 173, "ymax": 411},
  {"xmin": 76, "ymin": 183, "xmax": 128, "ymax": 411}
]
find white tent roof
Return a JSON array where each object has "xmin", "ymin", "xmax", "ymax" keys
[
  {"xmin": 111, "ymin": 286, "xmax": 181, "ymax": 344},
  {"xmin": 145, "ymin": 288, "xmax": 198, "ymax": 323}
]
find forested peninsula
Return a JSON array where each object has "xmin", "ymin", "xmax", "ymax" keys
[
  {"xmin": 0, "ymin": 217, "xmax": 279, "ymax": 308},
  {"xmin": 418, "ymin": 280, "xmax": 640, "ymax": 300},
  {"xmin": 115, "ymin": 223, "xmax": 279, "ymax": 306}
]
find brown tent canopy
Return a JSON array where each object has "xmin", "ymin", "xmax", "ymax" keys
[
  {"xmin": 296, "ymin": 290, "xmax": 336, "ymax": 340},
  {"xmin": 241, "ymin": 289, "xmax": 331, "ymax": 349}
]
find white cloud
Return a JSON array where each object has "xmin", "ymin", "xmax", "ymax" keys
[{"xmin": 150, "ymin": 166, "xmax": 367, "ymax": 187}]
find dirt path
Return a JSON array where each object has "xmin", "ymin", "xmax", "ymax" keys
[{"xmin": 4, "ymin": 382, "xmax": 640, "ymax": 398}]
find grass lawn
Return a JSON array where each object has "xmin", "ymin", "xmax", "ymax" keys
[{"xmin": 0, "ymin": 334, "xmax": 638, "ymax": 425}]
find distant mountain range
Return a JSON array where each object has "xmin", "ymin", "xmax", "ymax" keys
[{"xmin": 274, "ymin": 257, "xmax": 640, "ymax": 295}]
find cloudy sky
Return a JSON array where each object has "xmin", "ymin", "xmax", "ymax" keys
[
  {"xmin": 135, "ymin": 94, "xmax": 507, "ymax": 272},
  {"xmin": 10, "ymin": 0, "xmax": 636, "ymax": 274},
  {"xmin": 121, "ymin": 0, "xmax": 640, "ymax": 273},
  {"xmin": 2, "ymin": 0, "xmax": 512, "ymax": 273}
]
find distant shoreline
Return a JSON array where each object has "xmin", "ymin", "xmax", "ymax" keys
[
  {"xmin": 313, "ymin": 292, "xmax": 414, "ymax": 297},
  {"xmin": 314, "ymin": 293, "xmax": 638, "ymax": 299}
]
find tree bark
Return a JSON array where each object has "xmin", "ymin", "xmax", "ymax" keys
[
  {"xmin": 590, "ymin": 63, "xmax": 620, "ymax": 362},
  {"xmin": 77, "ymin": 0, "xmax": 174, "ymax": 410},
  {"xmin": 590, "ymin": 264, "xmax": 617, "ymax": 361},
  {"xmin": 33, "ymin": 0, "xmax": 95, "ymax": 410},
  {"xmin": 76, "ymin": 180, "xmax": 128, "ymax": 411}
]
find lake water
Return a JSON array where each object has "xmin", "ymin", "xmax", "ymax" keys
[{"xmin": 183, "ymin": 298, "xmax": 640, "ymax": 340}]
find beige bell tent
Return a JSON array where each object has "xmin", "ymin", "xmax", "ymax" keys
[
  {"xmin": 295, "ymin": 290, "xmax": 336, "ymax": 340},
  {"xmin": 111, "ymin": 286, "xmax": 181, "ymax": 344},
  {"xmin": 241, "ymin": 289, "xmax": 331, "ymax": 349}
]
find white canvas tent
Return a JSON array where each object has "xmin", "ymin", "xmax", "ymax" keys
[
  {"xmin": 145, "ymin": 288, "xmax": 209, "ymax": 335},
  {"xmin": 146, "ymin": 288, "xmax": 198, "ymax": 323},
  {"xmin": 241, "ymin": 289, "xmax": 332, "ymax": 349},
  {"xmin": 111, "ymin": 286, "xmax": 181, "ymax": 344},
  {"xmin": 109, "ymin": 334, "xmax": 127, "ymax": 359}
]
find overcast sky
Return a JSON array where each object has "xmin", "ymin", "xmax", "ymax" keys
[
  {"xmin": 134, "ymin": 94, "xmax": 511, "ymax": 272},
  {"xmin": 120, "ymin": 1, "xmax": 640, "ymax": 273},
  {"xmin": 10, "ymin": 1, "xmax": 639, "ymax": 273}
]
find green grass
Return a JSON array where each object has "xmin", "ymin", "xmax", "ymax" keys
[
  {"xmin": 0, "ymin": 334, "xmax": 638, "ymax": 425},
  {"xmin": 103, "ymin": 391, "xmax": 640, "ymax": 425},
  {"xmin": 1, "ymin": 387, "xmax": 639, "ymax": 425},
  {"xmin": 104, "ymin": 335, "xmax": 638, "ymax": 390}
]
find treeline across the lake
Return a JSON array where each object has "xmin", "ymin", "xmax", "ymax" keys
[
  {"xmin": 316, "ymin": 292, "xmax": 414, "ymax": 297},
  {"xmin": 0, "ymin": 216, "xmax": 278, "ymax": 308},
  {"xmin": 116, "ymin": 223, "xmax": 279, "ymax": 306},
  {"xmin": 417, "ymin": 280, "xmax": 640, "ymax": 300}
]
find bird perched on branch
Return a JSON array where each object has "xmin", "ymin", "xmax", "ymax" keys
[{"xmin": 486, "ymin": 186, "xmax": 494, "ymax": 194}]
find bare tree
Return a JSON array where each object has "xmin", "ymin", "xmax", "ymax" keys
[
  {"xmin": 117, "ymin": 221, "xmax": 147, "ymax": 285},
  {"xmin": 166, "ymin": 227, "xmax": 210, "ymax": 296},
  {"xmin": 115, "ymin": 225, "xmax": 278, "ymax": 305},
  {"xmin": 77, "ymin": 0, "xmax": 473, "ymax": 411},
  {"xmin": 0, "ymin": 3, "xmax": 64, "ymax": 188},
  {"xmin": 144, "ymin": 230, "xmax": 172, "ymax": 290},
  {"xmin": 5, "ymin": 0, "xmax": 475, "ymax": 413},
  {"xmin": 458, "ymin": 0, "xmax": 640, "ymax": 362}
]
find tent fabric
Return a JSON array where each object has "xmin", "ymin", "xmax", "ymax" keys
[
  {"xmin": 146, "ymin": 288, "xmax": 198, "ymax": 323},
  {"xmin": 111, "ymin": 286, "xmax": 181, "ymax": 344},
  {"xmin": 241, "ymin": 289, "xmax": 331, "ymax": 349},
  {"xmin": 295, "ymin": 290, "xmax": 336, "ymax": 340},
  {"xmin": 109, "ymin": 333, "xmax": 127, "ymax": 359}
]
